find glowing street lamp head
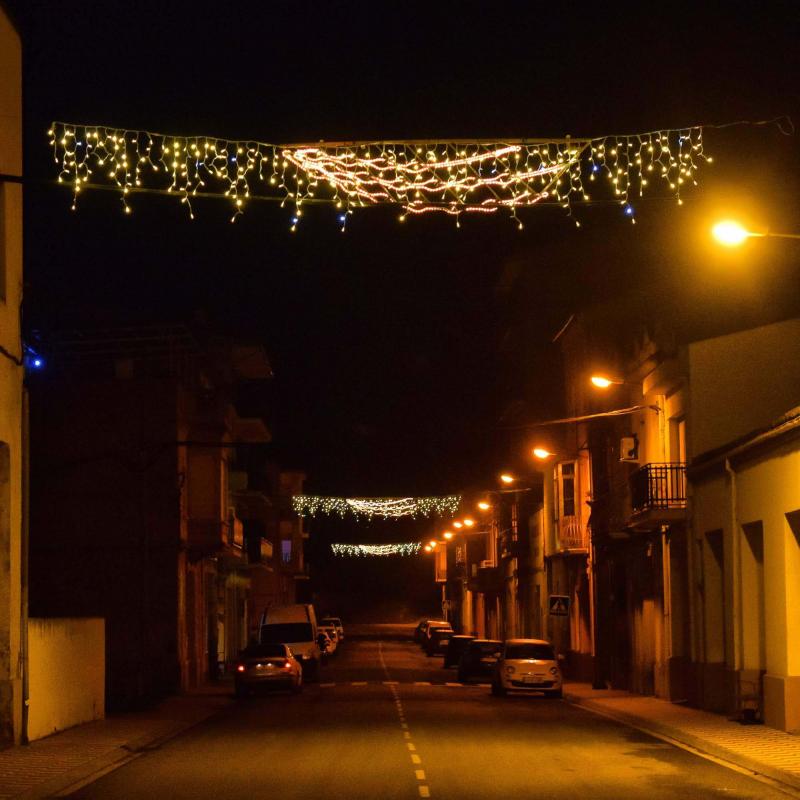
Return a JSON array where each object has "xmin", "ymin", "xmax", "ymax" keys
[
  {"xmin": 712, "ymin": 220, "xmax": 750, "ymax": 247},
  {"xmin": 532, "ymin": 447, "xmax": 555, "ymax": 460},
  {"xmin": 500, "ymin": 473, "xmax": 515, "ymax": 485},
  {"xmin": 453, "ymin": 521, "xmax": 463, "ymax": 529},
  {"xmin": 443, "ymin": 531, "xmax": 454, "ymax": 540},
  {"xmin": 424, "ymin": 545, "xmax": 432, "ymax": 553},
  {"xmin": 463, "ymin": 518, "xmax": 475, "ymax": 527},
  {"xmin": 477, "ymin": 501, "xmax": 491, "ymax": 511},
  {"xmin": 590, "ymin": 375, "xmax": 616, "ymax": 389},
  {"xmin": 428, "ymin": 540, "xmax": 437, "ymax": 549}
]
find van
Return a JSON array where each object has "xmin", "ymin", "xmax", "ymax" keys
[{"xmin": 259, "ymin": 604, "xmax": 321, "ymax": 680}]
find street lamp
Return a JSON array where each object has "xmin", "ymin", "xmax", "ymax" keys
[
  {"xmin": 500, "ymin": 473, "xmax": 515, "ymax": 485},
  {"xmin": 443, "ymin": 531, "xmax": 454, "ymax": 540},
  {"xmin": 712, "ymin": 219, "xmax": 800, "ymax": 247},
  {"xmin": 532, "ymin": 447, "xmax": 556, "ymax": 460},
  {"xmin": 590, "ymin": 375, "xmax": 624, "ymax": 389},
  {"xmin": 477, "ymin": 501, "xmax": 491, "ymax": 511}
]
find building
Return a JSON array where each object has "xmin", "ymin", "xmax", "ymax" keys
[
  {"xmin": 0, "ymin": 1, "xmax": 24, "ymax": 745},
  {"xmin": 29, "ymin": 325, "xmax": 280, "ymax": 708}
]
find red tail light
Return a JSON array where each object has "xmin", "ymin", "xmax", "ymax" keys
[{"xmin": 236, "ymin": 664, "xmax": 245, "ymax": 672}]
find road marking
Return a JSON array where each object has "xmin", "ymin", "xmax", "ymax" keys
[
  {"xmin": 477, "ymin": 683, "xmax": 491, "ymax": 688},
  {"xmin": 418, "ymin": 786, "xmax": 430, "ymax": 798},
  {"xmin": 350, "ymin": 681, "xmax": 367, "ymax": 686},
  {"xmin": 401, "ymin": 722, "xmax": 408, "ymax": 729},
  {"xmin": 411, "ymin": 754, "xmax": 421, "ymax": 764},
  {"xmin": 382, "ymin": 680, "xmax": 399, "ymax": 685},
  {"xmin": 404, "ymin": 731, "xmax": 412, "ymax": 739},
  {"xmin": 320, "ymin": 682, "xmax": 336, "ymax": 688},
  {"xmin": 407, "ymin": 742, "xmax": 416, "ymax": 752},
  {"xmin": 414, "ymin": 681, "xmax": 431, "ymax": 686},
  {"xmin": 445, "ymin": 682, "xmax": 462, "ymax": 687},
  {"xmin": 415, "ymin": 770, "xmax": 426, "ymax": 781}
]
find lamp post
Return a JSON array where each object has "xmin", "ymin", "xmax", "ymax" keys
[{"xmin": 711, "ymin": 220, "xmax": 800, "ymax": 247}]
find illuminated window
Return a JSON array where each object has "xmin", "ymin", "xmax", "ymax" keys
[
  {"xmin": 281, "ymin": 539, "xmax": 292, "ymax": 564},
  {"xmin": 554, "ymin": 462, "xmax": 576, "ymax": 518}
]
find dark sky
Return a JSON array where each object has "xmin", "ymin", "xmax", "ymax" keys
[{"xmin": 9, "ymin": 2, "xmax": 800, "ymax": 582}]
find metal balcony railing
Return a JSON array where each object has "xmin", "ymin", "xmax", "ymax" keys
[{"xmin": 630, "ymin": 463, "xmax": 687, "ymax": 512}]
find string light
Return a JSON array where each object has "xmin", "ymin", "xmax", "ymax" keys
[
  {"xmin": 48, "ymin": 122, "xmax": 708, "ymax": 227},
  {"xmin": 331, "ymin": 542, "xmax": 421, "ymax": 557},
  {"xmin": 292, "ymin": 495, "xmax": 461, "ymax": 519}
]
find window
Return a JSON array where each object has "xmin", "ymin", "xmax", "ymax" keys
[
  {"xmin": 281, "ymin": 539, "xmax": 292, "ymax": 564},
  {"xmin": 554, "ymin": 462, "xmax": 576, "ymax": 518}
]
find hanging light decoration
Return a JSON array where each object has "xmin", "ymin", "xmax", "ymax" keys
[
  {"xmin": 331, "ymin": 542, "xmax": 421, "ymax": 557},
  {"xmin": 292, "ymin": 495, "xmax": 460, "ymax": 519},
  {"xmin": 48, "ymin": 122, "xmax": 709, "ymax": 227}
]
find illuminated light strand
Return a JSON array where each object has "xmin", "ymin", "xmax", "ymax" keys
[
  {"xmin": 48, "ymin": 122, "xmax": 708, "ymax": 226},
  {"xmin": 331, "ymin": 542, "xmax": 422, "ymax": 557},
  {"xmin": 292, "ymin": 495, "xmax": 461, "ymax": 519}
]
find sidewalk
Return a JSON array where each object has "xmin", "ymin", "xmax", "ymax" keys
[
  {"xmin": 565, "ymin": 682, "xmax": 800, "ymax": 792},
  {"xmin": 0, "ymin": 681, "xmax": 233, "ymax": 799}
]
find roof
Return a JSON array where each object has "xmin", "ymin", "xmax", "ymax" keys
[
  {"xmin": 690, "ymin": 405, "xmax": 800, "ymax": 477},
  {"xmin": 505, "ymin": 638, "xmax": 552, "ymax": 646}
]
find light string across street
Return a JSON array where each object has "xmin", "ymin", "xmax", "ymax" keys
[
  {"xmin": 330, "ymin": 543, "xmax": 422, "ymax": 557},
  {"xmin": 292, "ymin": 495, "xmax": 460, "ymax": 520},
  {"xmin": 49, "ymin": 122, "xmax": 708, "ymax": 228}
]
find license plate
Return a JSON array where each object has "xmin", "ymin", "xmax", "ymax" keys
[{"xmin": 523, "ymin": 676, "xmax": 542, "ymax": 684}]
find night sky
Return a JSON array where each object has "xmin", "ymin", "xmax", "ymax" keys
[{"xmin": 9, "ymin": 1, "xmax": 800, "ymax": 616}]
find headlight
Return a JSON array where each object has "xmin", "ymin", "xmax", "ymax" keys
[
  {"xmin": 550, "ymin": 667, "xmax": 559, "ymax": 675},
  {"xmin": 505, "ymin": 665, "xmax": 516, "ymax": 675}
]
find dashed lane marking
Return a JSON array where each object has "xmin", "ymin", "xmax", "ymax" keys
[
  {"xmin": 382, "ymin": 680, "xmax": 399, "ymax": 685},
  {"xmin": 445, "ymin": 682, "xmax": 461, "ymax": 687},
  {"xmin": 404, "ymin": 732, "xmax": 412, "ymax": 739},
  {"xmin": 411, "ymin": 754, "xmax": 422, "ymax": 765},
  {"xmin": 419, "ymin": 787, "xmax": 430, "ymax": 798},
  {"xmin": 407, "ymin": 743, "xmax": 417, "ymax": 752},
  {"xmin": 415, "ymin": 770, "xmax": 426, "ymax": 781},
  {"xmin": 414, "ymin": 681, "xmax": 431, "ymax": 686},
  {"xmin": 319, "ymin": 682, "xmax": 336, "ymax": 688},
  {"xmin": 350, "ymin": 681, "xmax": 367, "ymax": 686}
]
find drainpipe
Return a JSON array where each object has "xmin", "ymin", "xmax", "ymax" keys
[
  {"xmin": 724, "ymin": 458, "xmax": 739, "ymax": 680},
  {"xmin": 20, "ymin": 388, "xmax": 29, "ymax": 744}
]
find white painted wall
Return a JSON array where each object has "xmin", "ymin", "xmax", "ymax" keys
[{"xmin": 27, "ymin": 618, "xmax": 105, "ymax": 741}]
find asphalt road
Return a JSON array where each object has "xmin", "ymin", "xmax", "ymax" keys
[{"xmin": 69, "ymin": 633, "xmax": 791, "ymax": 799}]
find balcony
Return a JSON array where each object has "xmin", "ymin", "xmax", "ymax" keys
[
  {"xmin": 628, "ymin": 463, "xmax": 687, "ymax": 530},
  {"xmin": 556, "ymin": 516, "xmax": 587, "ymax": 551}
]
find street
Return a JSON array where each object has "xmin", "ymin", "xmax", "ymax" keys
[{"xmin": 68, "ymin": 632, "xmax": 791, "ymax": 800}]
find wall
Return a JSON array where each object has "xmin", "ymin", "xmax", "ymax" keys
[
  {"xmin": 688, "ymin": 319, "xmax": 800, "ymax": 457},
  {"xmin": 27, "ymin": 618, "xmax": 105, "ymax": 741},
  {"xmin": 0, "ymin": 5, "xmax": 24, "ymax": 746}
]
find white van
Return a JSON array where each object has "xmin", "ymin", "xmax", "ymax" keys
[{"xmin": 259, "ymin": 604, "xmax": 321, "ymax": 680}]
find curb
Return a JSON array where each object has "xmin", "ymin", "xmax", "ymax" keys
[
  {"xmin": 565, "ymin": 692, "xmax": 800, "ymax": 793},
  {"xmin": 14, "ymin": 699, "xmax": 233, "ymax": 799}
]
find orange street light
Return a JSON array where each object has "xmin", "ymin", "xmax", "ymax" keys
[
  {"xmin": 443, "ymin": 531, "xmax": 454, "ymax": 540},
  {"xmin": 462, "ymin": 518, "xmax": 475, "ymax": 527},
  {"xmin": 590, "ymin": 375, "xmax": 624, "ymax": 389},
  {"xmin": 532, "ymin": 447, "xmax": 555, "ymax": 460},
  {"xmin": 500, "ymin": 473, "xmax": 515, "ymax": 485},
  {"xmin": 424, "ymin": 545, "xmax": 432, "ymax": 553},
  {"xmin": 477, "ymin": 501, "xmax": 491, "ymax": 511},
  {"xmin": 453, "ymin": 521, "xmax": 463, "ymax": 529},
  {"xmin": 428, "ymin": 540, "xmax": 438, "ymax": 549},
  {"xmin": 712, "ymin": 219, "xmax": 800, "ymax": 247}
]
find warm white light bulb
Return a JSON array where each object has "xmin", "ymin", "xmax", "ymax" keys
[{"xmin": 712, "ymin": 220, "xmax": 750, "ymax": 247}]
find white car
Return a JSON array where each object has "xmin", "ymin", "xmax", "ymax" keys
[
  {"xmin": 491, "ymin": 638, "xmax": 563, "ymax": 698},
  {"xmin": 320, "ymin": 616, "xmax": 344, "ymax": 642},
  {"xmin": 235, "ymin": 643, "xmax": 303, "ymax": 696},
  {"xmin": 317, "ymin": 625, "xmax": 339, "ymax": 655}
]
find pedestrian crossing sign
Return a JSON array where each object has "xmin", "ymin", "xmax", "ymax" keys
[{"xmin": 549, "ymin": 595, "xmax": 570, "ymax": 616}]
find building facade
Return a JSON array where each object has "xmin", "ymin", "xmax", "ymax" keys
[{"xmin": 0, "ymin": 2, "xmax": 25, "ymax": 745}]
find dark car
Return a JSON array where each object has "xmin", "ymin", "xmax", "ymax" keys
[
  {"xmin": 457, "ymin": 639, "xmax": 502, "ymax": 683},
  {"xmin": 425, "ymin": 626, "xmax": 454, "ymax": 656},
  {"xmin": 422, "ymin": 622, "xmax": 452, "ymax": 652},
  {"xmin": 443, "ymin": 635, "xmax": 474, "ymax": 668},
  {"xmin": 415, "ymin": 619, "xmax": 448, "ymax": 645}
]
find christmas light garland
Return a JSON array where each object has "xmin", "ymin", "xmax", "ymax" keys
[
  {"xmin": 48, "ymin": 122, "xmax": 709, "ymax": 228},
  {"xmin": 292, "ymin": 495, "xmax": 460, "ymax": 519},
  {"xmin": 331, "ymin": 542, "xmax": 421, "ymax": 557}
]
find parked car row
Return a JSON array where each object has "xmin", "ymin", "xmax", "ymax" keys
[
  {"xmin": 415, "ymin": 618, "xmax": 563, "ymax": 697},
  {"xmin": 235, "ymin": 605, "xmax": 344, "ymax": 697}
]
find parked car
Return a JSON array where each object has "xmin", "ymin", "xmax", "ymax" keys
[
  {"xmin": 235, "ymin": 643, "xmax": 302, "ymax": 697},
  {"xmin": 317, "ymin": 624, "xmax": 339, "ymax": 655},
  {"xmin": 421, "ymin": 621, "xmax": 452, "ymax": 650},
  {"xmin": 443, "ymin": 635, "xmax": 474, "ymax": 668},
  {"xmin": 320, "ymin": 616, "xmax": 344, "ymax": 641},
  {"xmin": 425, "ymin": 626, "xmax": 453, "ymax": 656},
  {"xmin": 457, "ymin": 639, "xmax": 502, "ymax": 683},
  {"xmin": 259, "ymin": 603, "xmax": 321, "ymax": 680},
  {"xmin": 415, "ymin": 619, "xmax": 448, "ymax": 645},
  {"xmin": 491, "ymin": 638, "xmax": 563, "ymax": 698}
]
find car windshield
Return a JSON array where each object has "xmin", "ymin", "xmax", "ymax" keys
[
  {"xmin": 505, "ymin": 643, "xmax": 555, "ymax": 660},
  {"xmin": 260, "ymin": 623, "xmax": 313, "ymax": 644},
  {"xmin": 474, "ymin": 642, "xmax": 502, "ymax": 655},
  {"xmin": 241, "ymin": 644, "xmax": 286, "ymax": 658}
]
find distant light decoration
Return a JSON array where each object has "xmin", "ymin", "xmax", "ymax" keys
[
  {"xmin": 331, "ymin": 542, "xmax": 421, "ymax": 557},
  {"xmin": 292, "ymin": 495, "xmax": 460, "ymax": 519},
  {"xmin": 48, "ymin": 122, "xmax": 709, "ymax": 227}
]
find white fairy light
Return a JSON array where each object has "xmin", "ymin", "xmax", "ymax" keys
[
  {"xmin": 330, "ymin": 542, "xmax": 422, "ymax": 557},
  {"xmin": 292, "ymin": 495, "xmax": 460, "ymax": 519}
]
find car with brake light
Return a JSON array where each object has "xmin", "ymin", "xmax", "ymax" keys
[
  {"xmin": 235, "ymin": 643, "xmax": 302, "ymax": 697},
  {"xmin": 491, "ymin": 638, "xmax": 563, "ymax": 698}
]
